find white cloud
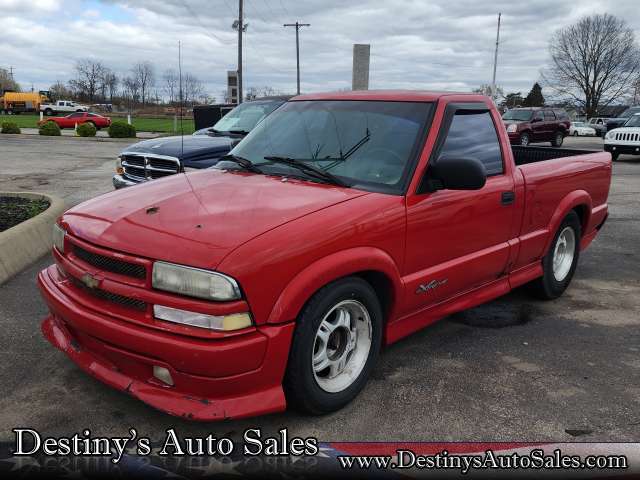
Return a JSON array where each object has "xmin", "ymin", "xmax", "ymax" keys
[{"xmin": 3, "ymin": 0, "xmax": 640, "ymax": 102}]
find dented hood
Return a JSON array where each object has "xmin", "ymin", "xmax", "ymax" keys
[{"xmin": 62, "ymin": 170, "xmax": 368, "ymax": 269}]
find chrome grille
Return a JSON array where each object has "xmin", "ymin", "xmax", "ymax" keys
[{"xmin": 121, "ymin": 153, "xmax": 180, "ymax": 181}]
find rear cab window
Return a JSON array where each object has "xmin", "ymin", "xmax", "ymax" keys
[{"xmin": 435, "ymin": 109, "xmax": 504, "ymax": 176}]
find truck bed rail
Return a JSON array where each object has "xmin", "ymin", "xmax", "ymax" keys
[{"xmin": 512, "ymin": 146, "xmax": 598, "ymax": 166}]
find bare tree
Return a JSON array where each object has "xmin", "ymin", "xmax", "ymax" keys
[
  {"xmin": 162, "ymin": 69, "xmax": 178, "ymax": 104},
  {"xmin": 245, "ymin": 85, "xmax": 284, "ymax": 100},
  {"xmin": 0, "ymin": 67, "xmax": 20, "ymax": 92},
  {"xmin": 102, "ymin": 71, "xmax": 119, "ymax": 105},
  {"xmin": 49, "ymin": 81, "xmax": 74, "ymax": 101},
  {"xmin": 121, "ymin": 76, "xmax": 140, "ymax": 112},
  {"xmin": 132, "ymin": 61, "xmax": 155, "ymax": 107},
  {"xmin": 543, "ymin": 14, "xmax": 640, "ymax": 117},
  {"xmin": 70, "ymin": 59, "xmax": 106, "ymax": 102},
  {"xmin": 183, "ymin": 73, "xmax": 204, "ymax": 106}
]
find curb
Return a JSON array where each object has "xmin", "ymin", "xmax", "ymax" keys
[{"xmin": 0, "ymin": 192, "xmax": 66, "ymax": 285}]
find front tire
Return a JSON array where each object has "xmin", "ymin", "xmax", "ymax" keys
[
  {"xmin": 611, "ymin": 152, "xmax": 620, "ymax": 161},
  {"xmin": 530, "ymin": 211, "xmax": 581, "ymax": 300},
  {"xmin": 284, "ymin": 277, "xmax": 383, "ymax": 415},
  {"xmin": 551, "ymin": 131, "xmax": 564, "ymax": 147},
  {"xmin": 519, "ymin": 132, "xmax": 530, "ymax": 146}
]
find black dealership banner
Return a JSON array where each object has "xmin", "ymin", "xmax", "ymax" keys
[{"xmin": 1, "ymin": 433, "xmax": 639, "ymax": 479}]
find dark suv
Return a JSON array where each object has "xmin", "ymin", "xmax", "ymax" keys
[
  {"xmin": 502, "ymin": 107, "xmax": 570, "ymax": 147},
  {"xmin": 605, "ymin": 106, "xmax": 640, "ymax": 132}
]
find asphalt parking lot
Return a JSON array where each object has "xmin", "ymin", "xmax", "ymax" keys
[{"xmin": 0, "ymin": 134, "xmax": 638, "ymax": 442}]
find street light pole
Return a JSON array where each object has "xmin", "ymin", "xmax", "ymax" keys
[
  {"xmin": 237, "ymin": 0, "xmax": 243, "ymax": 104},
  {"xmin": 284, "ymin": 21, "xmax": 310, "ymax": 95}
]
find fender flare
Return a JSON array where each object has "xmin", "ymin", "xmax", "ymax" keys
[
  {"xmin": 266, "ymin": 247, "xmax": 403, "ymax": 324},
  {"xmin": 542, "ymin": 190, "xmax": 592, "ymax": 254}
]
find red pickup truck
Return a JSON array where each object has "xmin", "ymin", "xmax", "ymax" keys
[{"xmin": 38, "ymin": 91, "xmax": 611, "ymax": 420}]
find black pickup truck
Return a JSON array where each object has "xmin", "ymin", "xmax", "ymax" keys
[{"xmin": 113, "ymin": 97, "xmax": 287, "ymax": 188}]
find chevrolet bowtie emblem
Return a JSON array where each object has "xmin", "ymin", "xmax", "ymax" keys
[{"xmin": 80, "ymin": 272, "xmax": 100, "ymax": 289}]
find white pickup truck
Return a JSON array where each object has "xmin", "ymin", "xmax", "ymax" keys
[{"xmin": 40, "ymin": 100, "xmax": 89, "ymax": 116}]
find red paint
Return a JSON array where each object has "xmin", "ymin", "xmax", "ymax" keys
[
  {"xmin": 38, "ymin": 91, "xmax": 612, "ymax": 420},
  {"xmin": 38, "ymin": 112, "xmax": 111, "ymax": 129}
]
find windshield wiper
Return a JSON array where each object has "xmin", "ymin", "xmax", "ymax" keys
[
  {"xmin": 228, "ymin": 129, "xmax": 250, "ymax": 135},
  {"xmin": 219, "ymin": 154, "xmax": 263, "ymax": 173},
  {"xmin": 262, "ymin": 156, "xmax": 348, "ymax": 187}
]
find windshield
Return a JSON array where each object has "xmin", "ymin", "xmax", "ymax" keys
[
  {"xmin": 502, "ymin": 110, "xmax": 533, "ymax": 121},
  {"xmin": 229, "ymin": 100, "xmax": 432, "ymax": 194},
  {"xmin": 620, "ymin": 107, "xmax": 640, "ymax": 119},
  {"xmin": 212, "ymin": 100, "xmax": 282, "ymax": 133},
  {"xmin": 624, "ymin": 115, "xmax": 640, "ymax": 127}
]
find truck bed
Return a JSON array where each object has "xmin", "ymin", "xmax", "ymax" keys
[{"xmin": 511, "ymin": 146, "xmax": 599, "ymax": 166}]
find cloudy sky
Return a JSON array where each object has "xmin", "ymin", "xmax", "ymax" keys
[{"xmin": 2, "ymin": 0, "xmax": 640, "ymax": 102}]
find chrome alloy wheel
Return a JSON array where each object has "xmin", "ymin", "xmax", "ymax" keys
[
  {"xmin": 552, "ymin": 226, "xmax": 576, "ymax": 282},
  {"xmin": 312, "ymin": 300, "xmax": 372, "ymax": 393}
]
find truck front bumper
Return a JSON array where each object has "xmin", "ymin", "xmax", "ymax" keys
[
  {"xmin": 604, "ymin": 144, "xmax": 640, "ymax": 156},
  {"xmin": 38, "ymin": 265, "xmax": 295, "ymax": 420},
  {"xmin": 112, "ymin": 174, "xmax": 140, "ymax": 189}
]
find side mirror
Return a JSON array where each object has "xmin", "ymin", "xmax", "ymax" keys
[{"xmin": 428, "ymin": 157, "xmax": 487, "ymax": 191}]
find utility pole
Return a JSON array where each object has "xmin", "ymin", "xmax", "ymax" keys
[
  {"xmin": 237, "ymin": 0, "xmax": 243, "ymax": 104},
  {"xmin": 490, "ymin": 12, "xmax": 501, "ymax": 102},
  {"xmin": 284, "ymin": 21, "xmax": 310, "ymax": 95}
]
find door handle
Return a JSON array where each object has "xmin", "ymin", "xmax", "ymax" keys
[{"xmin": 501, "ymin": 191, "xmax": 515, "ymax": 205}]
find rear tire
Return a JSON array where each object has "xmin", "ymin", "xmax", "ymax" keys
[
  {"xmin": 573, "ymin": 131, "xmax": 579, "ymax": 137},
  {"xmin": 44, "ymin": 108, "xmax": 53, "ymax": 116},
  {"xmin": 284, "ymin": 277, "xmax": 383, "ymax": 415},
  {"xmin": 551, "ymin": 131, "xmax": 564, "ymax": 147},
  {"xmin": 530, "ymin": 211, "xmax": 581, "ymax": 300},
  {"xmin": 519, "ymin": 132, "xmax": 530, "ymax": 146}
]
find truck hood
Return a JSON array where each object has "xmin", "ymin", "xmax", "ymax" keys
[
  {"xmin": 62, "ymin": 170, "xmax": 368, "ymax": 270},
  {"xmin": 124, "ymin": 135, "xmax": 234, "ymax": 162}
]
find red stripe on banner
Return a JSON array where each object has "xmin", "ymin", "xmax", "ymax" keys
[{"xmin": 328, "ymin": 442, "xmax": 548, "ymax": 456}]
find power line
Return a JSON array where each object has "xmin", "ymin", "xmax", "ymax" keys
[
  {"xmin": 245, "ymin": 0, "xmax": 269, "ymax": 23},
  {"xmin": 179, "ymin": 0, "xmax": 233, "ymax": 45},
  {"xmin": 278, "ymin": 0, "xmax": 289, "ymax": 16}
]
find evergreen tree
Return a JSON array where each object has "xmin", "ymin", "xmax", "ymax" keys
[{"xmin": 523, "ymin": 83, "xmax": 545, "ymax": 107}]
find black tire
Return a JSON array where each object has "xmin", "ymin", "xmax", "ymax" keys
[
  {"xmin": 551, "ymin": 131, "xmax": 564, "ymax": 147},
  {"xmin": 573, "ymin": 131, "xmax": 579, "ymax": 137},
  {"xmin": 611, "ymin": 152, "xmax": 620, "ymax": 161},
  {"xmin": 44, "ymin": 108, "xmax": 53, "ymax": 116},
  {"xmin": 530, "ymin": 211, "xmax": 581, "ymax": 300},
  {"xmin": 519, "ymin": 132, "xmax": 530, "ymax": 146},
  {"xmin": 284, "ymin": 276, "xmax": 383, "ymax": 415}
]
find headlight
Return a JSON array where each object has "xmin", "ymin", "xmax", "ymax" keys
[
  {"xmin": 153, "ymin": 305, "xmax": 252, "ymax": 331},
  {"xmin": 605, "ymin": 131, "xmax": 614, "ymax": 139},
  {"xmin": 152, "ymin": 261, "xmax": 241, "ymax": 301},
  {"xmin": 52, "ymin": 223, "xmax": 65, "ymax": 254},
  {"xmin": 506, "ymin": 124, "xmax": 518, "ymax": 133},
  {"xmin": 116, "ymin": 156, "xmax": 123, "ymax": 174}
]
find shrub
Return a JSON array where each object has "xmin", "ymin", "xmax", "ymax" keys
[
  {"xmin": 77, "ymin": 122, "xmax": 97, "ymax": 137},
  {"xmin": 1, "ymin": 122, "xmax": 20, "ymax": 134},
  {"xmin": 108, "ymin": 121, "xmax": 136, "ymax": 138},
  {"xmin": 39, "ymin": 121, "xmax": 61, "ymax": 136}
]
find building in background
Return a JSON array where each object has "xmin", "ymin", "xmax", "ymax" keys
[
  {"xmin": 227, "ymin": 71, "xmax": 239, "ymax": 104},
  {"xmin": 352, "ymin": 44, "xmax": 371, "ymax": 91}
]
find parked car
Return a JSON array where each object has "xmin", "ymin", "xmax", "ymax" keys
[
  {"xmin": 502, "ymin": 107, "xmax": 570, "ymax": 146},
  {"xmin": 113, "ymin": 98, "xmax": 286, "ymax": 188},
  {"xmin": 587, "ymin": 117, "xmax": 610, "ymax": 138},
  {"xmin": 192, "ymin": 97, "xmax": 287, "ymax": 135},
  {"xmin": 40, "ymin": 91, "xmax": 611, "ymax": 420},
  {"xmin": 40, "ymin": 100, "xmax": 89, "ymax": 116},
  {"xmin": 38, "ymin": 112, "xmax": 111, "ymax": 130},
  {"xmin": 606, "ymin": 106, "xmax": 640, "ymax": 131},
  {"xmin": 604, "ymin": 113, "xmax": 640, "ymax": 160},
  {"xmin": 569, "ymin": 121, "xmax": 596, "ymax": 137}
]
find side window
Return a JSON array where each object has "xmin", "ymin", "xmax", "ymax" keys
[
  {"xmin": 544, "ymin": 110, "xmax": 556, "ymax": 120},
  {"xmin": 533, "ymin": 111, "xmax": 544, "ymax": 122},
  {"xmin": 437, "ymin": 110, "xmax": 503, "ymax": 176}
]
